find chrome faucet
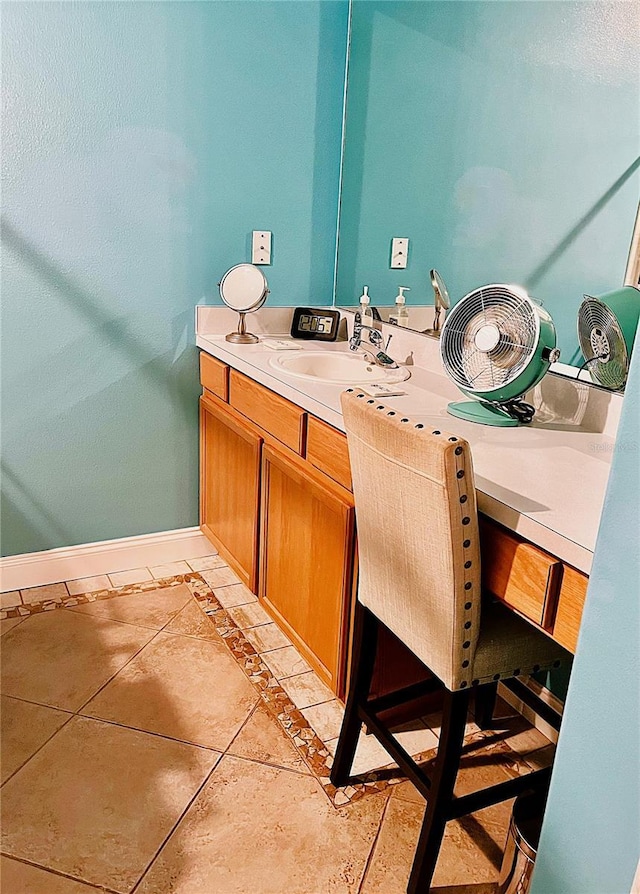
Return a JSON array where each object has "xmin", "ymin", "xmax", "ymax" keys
[{"xmin": 349, "ymin": 313, "xmax": 399, "ymax": 369}]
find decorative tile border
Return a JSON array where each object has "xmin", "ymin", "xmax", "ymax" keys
[
  {"xmin": 0, "ymin": 575, "xmax": 192, "ymax": 620},
  {"xmin": 2, "ymin": 571, "xmax": 544, "ymax": 808},
  {"xmin": 186, "ymin": 574, "xmax": 420, "ymax": 806}
]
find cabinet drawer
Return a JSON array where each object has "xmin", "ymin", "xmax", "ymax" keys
[
  {"xmin": 553, "ymin": 565, "xmax": 588, "ymax": 652},
  {"xmin": 229, "ymin": 370, "xmax": 306, "ymax": 454},
  {"xmin": 479, "ymin": 518, "xmax": 562, "ymax": 628},
  {"xmin": 306, "ymin": 416, "xmax": 352, "ymax": 490},
  {"xmin": 200, "ymin": 352, "xmax": 229, "ymax": 401}
]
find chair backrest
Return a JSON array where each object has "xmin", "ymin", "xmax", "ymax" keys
[{"xmin": 341, "ymin": 390, "xmax": 482, "ymax": 691}]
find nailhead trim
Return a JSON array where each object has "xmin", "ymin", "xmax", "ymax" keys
[{"xmin": 453, "ymin": 436, "xmax": 478, "ymax": 690}]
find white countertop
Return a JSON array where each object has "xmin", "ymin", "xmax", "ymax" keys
[{"xmin": 196, "ymin": 306, "xmax": 623, "ymax": 574}]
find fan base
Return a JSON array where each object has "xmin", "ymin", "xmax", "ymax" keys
[{"xmin": 447, "ymin": 400, "xmax": 520, "ymax": 427}]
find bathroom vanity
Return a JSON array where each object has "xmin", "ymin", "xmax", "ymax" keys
[{"xmin": 196, "ymin": 307, "xmax": 620, "ymax": 698}]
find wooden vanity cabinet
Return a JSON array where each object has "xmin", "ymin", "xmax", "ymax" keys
[
  {"xmin": 199, "ymin": 360, "xmax": 358, "ymax": 695},
  {"xmin": 199, "ymin": 350, "xmax": 589, "ymax": 702}
]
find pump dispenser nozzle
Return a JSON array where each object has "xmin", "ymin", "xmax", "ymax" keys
[
  {"xmin": 389, "ymin": 287, "xmax": 410, "ymax": 327},
  {"xmin": 359, "ymin": 285, "xmax": 374, "ymax": 327}
]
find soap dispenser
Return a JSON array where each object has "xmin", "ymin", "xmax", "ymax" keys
[
  {"xmin": 359, "ymin": 286, "xmax": 374, "ymax": 327},
  {"xmin": 389, "ymin": 287, "xmax": 410, "ymax": 327}
]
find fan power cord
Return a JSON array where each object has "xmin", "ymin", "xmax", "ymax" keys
[
  {"xmin": 577, "ymin": 353, "xmax": 608, "ymax": 378},
  {"xmin": 496, "ymin": 399, "xmax": 536, "ymax": 424}
]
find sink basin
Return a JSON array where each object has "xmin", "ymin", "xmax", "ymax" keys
[{"xmin": 268, "ymin": 350, "xmax": 411, "ymax": 385}]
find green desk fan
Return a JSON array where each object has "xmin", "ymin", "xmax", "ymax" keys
[
  {"xmin": 577, "ymin": 286, "xmax": 640, "ymax": 390},
  {"xmin": 439, "ymin": 284, "xmax": 560, "ymax": 426}
]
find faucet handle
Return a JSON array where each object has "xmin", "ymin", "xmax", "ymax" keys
[{"xmin": 368, "ymin": 328, "xmax": 383, "ymax": 348}]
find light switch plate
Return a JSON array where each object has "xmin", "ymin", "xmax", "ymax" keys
[
  {"xmin": 390, "ymin": 237, "xmax": 409, "ymax": 269},
  {"xmin": 252, "ymin": 230, "xmax": 272, "ymax": 265}
]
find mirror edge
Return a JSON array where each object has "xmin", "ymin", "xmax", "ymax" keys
[{"xmin": 624, "ymin": 201, "xmax": 640, "ymax": 288}]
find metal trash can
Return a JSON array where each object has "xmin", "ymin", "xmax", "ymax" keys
[{"xmin": 498, "ymin": 788, "xmax": 547, "ymax": 894}]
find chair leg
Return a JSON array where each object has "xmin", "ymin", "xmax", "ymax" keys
[
  {"xmin": 407, "ymin": 688, "xmax": 471, "ymax": 894},
  {"xmin": 330, "ymin": 603, "xmax": 378, "ymax": 787},
  {"xmin": 474, "ymin": 681, "xmax": 498, "ymax": 730}
]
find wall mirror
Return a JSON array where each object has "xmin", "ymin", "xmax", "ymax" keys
[{"xmin": 333, "ymin": 0, "xmax": 640, "ymax": 388}]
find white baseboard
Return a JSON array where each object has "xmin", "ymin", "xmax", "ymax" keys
[{"xmin": 0, "ymin": 527, "xmax": 214, "ymax": 592}]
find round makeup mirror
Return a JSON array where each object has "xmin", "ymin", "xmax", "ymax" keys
[
  {"xmin": 424, "ymin": 269, "xmax": 451, "ymax": 337},
  {"xmin": 219, "ymin": 263, "xmax": 269, "ymax": 344}
]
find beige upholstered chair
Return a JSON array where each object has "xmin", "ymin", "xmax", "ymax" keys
[{"xmin": 330, "ymin": 390, "xmax": 570, "ymax": 893}]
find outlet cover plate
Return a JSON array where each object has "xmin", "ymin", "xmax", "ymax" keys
[
  {"xmin": 390, "ymin": 237, "xmax": 409, "ymax": 269},
  {"xmin": 252, "ymin": 230, "xmax": 272, "ymax": 265}
]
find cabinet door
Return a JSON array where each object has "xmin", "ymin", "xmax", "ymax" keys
[
  {"xmin": 260, "ymin": 444, "xmax": 356, "ymax": 696},
  {"xmin": 200, "ymin": 393, "xmax": 262, "ymax": 592}
]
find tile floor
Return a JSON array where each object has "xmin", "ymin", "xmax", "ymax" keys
[{"xmin": 0, "ymin": 553, "xmax": 554, "ymax": 894}]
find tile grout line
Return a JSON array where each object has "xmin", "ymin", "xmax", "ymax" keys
[
  {"xmin": 222, "ymin": 699, "xmax": 316, "ymax": 781},
  {"xmin": 73, "ymin": 626, "xmax": 166, "ymax": 718},
  {"xmin": 0, "ymin": 852, "xmax": 122, "ymax": 893},
  {"xmin": 128, "ymin": 755, "xmax": 224, "ymax": 894},
  {"xmin": 356, "ymin": 791, "xmax": 395, "ymax": 894},
  {"xmin": 0, "ymin": 709, "xmax": 76, "ymax": 790}
]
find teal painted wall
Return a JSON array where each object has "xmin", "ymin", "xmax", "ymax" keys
[
  {"xmin": 336, "ymin": 1, "xmax": 639, "ymax": 360},
  {"xmin": 531, "ymin": 339, "xmax": 640, "ymax": 891},
  {"xmin": 1, "ymin": 1, "xmax": 348, "ymax": 556}
]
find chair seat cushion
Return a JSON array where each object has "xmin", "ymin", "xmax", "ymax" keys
[{"xmin": 468, "ymin": 596, "xmax": 570, "ymax": 687}]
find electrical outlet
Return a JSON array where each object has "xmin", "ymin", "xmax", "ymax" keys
[
  {"xmin": 390, "ymin": 237, "xmax": 409, "ymax": 269},
  {"xmin": 252, "ymin": 230, "xmax": 272, "ymax": 265}
]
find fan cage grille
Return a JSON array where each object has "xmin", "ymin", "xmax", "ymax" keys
[
  {"xmin": 441, "ymin": 285, "xmax": 540, "ymax": 393},
  {"xmin": 578, "ymin": 298, "xmax": 628, "ymax": 390}
]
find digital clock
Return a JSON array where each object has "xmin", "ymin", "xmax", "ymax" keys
[{"xmin": 290, "ymin": 307, "xmax": 341, "ymax": 341}]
